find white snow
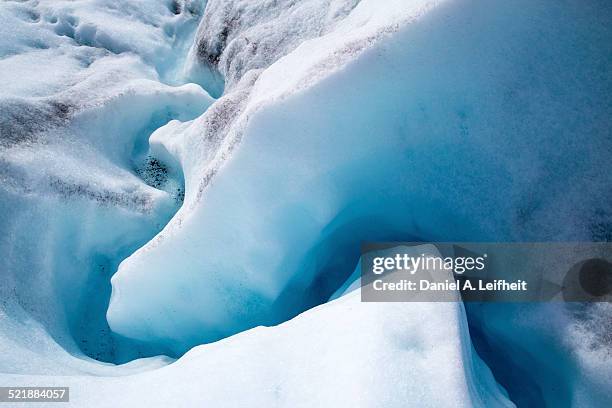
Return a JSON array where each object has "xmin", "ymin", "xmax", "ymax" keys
[{"xmin": 2, "ymin": 278, "xmax": 513, "ymax": 407}]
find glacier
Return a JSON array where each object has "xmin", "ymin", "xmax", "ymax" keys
[{"xmin": 0, "ymin": 0, "xmax": 611, "ymax": 407}]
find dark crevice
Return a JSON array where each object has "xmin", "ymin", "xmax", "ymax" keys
[{"xmin": 466, "ymin": 315, "xmax": 545, "ymax": 408}]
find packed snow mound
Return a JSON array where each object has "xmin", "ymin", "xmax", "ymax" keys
[{"xmin": 2, "ymin": 280, "xmax": 514, "ymax": 407}]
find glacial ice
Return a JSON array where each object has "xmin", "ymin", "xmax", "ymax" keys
[
  {"xmin": 108, "ymin": 0, "xmax": 455, "ymax": 354},
  {"xmin": 108, "ymin": 0, "xmax": 612, "ymax": 405},
  {"xmin": 0, "ymin": 0, "xmax": 611, "ymax": 406}
]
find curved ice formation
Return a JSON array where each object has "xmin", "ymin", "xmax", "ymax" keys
[
  {"xmin": 109, "ymin": 0, "xmax": 611, "ymax": 349},
  {"xmin": 108, "ymin": 0, "xmax": 450, "ymax": 353},
  {"xmin": 106, "ymin": 0, "xmax": 611, "ymax": 405}
]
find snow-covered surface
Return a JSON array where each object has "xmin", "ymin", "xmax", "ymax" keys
[
  {"xmin": 3, "ymin": 282, "xmax": 513, "ymax": 408},
  {"xmin": 0, "ymin": 0, "xmax": 611, "ymax": 406},
  {"xmin": 184, "ymin": 0, "xmax": 362, "ymax": 95}
]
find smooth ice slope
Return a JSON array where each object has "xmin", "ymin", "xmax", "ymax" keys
[{"xmin": 109, "ymin": 0, "xmax": 450, "ymax": 353}]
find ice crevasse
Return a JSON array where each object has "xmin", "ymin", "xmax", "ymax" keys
[{"xmin": 0, "ymin": 0, "xmax": 611, "ymax": 407}]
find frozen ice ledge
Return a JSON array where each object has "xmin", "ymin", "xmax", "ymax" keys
[{"xmin": 0, "ymin": 0, "xmax": 611, "ymax": 407}]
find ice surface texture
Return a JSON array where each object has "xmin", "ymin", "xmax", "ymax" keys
[
  {"xmin": 0, "ymin": 0, "xmax": 611, "ymax": 406},
  {"xmin": 0, "ymin": 0, "xmax": 213, "ymax": 369}
]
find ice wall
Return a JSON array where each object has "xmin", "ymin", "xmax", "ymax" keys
[{"xmin": 110, "ymin": 0, "xmax": 611, "ymax": 343}]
